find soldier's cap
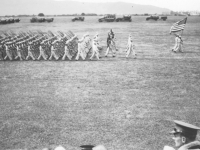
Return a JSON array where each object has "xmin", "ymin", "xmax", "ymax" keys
[
  {"xmin": 80, "ymin": 145, "xmax": 95, "ymax": 150},
  {"xmin": 170, "ymin": 120, "xmax": 200, "ymax": 137}
]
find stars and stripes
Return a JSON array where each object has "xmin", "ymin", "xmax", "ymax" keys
[{"xmin": 170, "ymin": 18, "xmax": 187, "ymax": 33}]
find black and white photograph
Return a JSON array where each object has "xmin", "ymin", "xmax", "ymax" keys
[{"xmin": 0, "ymin": 0, "xmax": 200, "ymax": 150}]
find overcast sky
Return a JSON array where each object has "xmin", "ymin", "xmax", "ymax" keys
[{"xmin": 56, "ymin": 0, "xmax": 200, "ymax": 11}]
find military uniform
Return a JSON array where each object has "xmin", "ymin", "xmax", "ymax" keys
[
  {"xmin": 26, "ymin": 42, "xmax": 36, "ymax": 60},
  {"xmin": 105, "ymin": 29, "xmax": 116, "ymax": 57},
  {"xmin": 90, "ymin": 33, "xmax": 100, "ymax": 60},
  {"xmin": 4, "ymin": 42, "xmax": 13, "ymax": 60},
  {"xmin": 172, "ymin": 34, "xmax": 183, "ymax": 53},
  {"xmin": 126, "ymin": 34, "xmax": 136, "ymax": 58},
  {"xmin": 75, "ymin": 35, "xmax": 89, "ymax": 60},
  {"xmin": 15, "ymin": 42, "xmax": 24, "ymax": 61},
  {"xmin": 164, "ymin": 120, "xmax": 200, "ymax": 150},
  {"xmin": 0, "ymin": 43, "xmax": 4, "ymax": 60},
  {"xmin": 38, "ymin": 40, "xmax": 49, "ymax": 60},
  {"xmin": 62, "ymin": 39, "xmax": 73, "ymax": 60},
  {"xmin": 49, "ymin": 40, "xmax": 60, "ymax": 60}
]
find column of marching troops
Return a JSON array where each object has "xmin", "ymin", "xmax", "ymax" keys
[{"xmin": 0, "ymin": 29, "xmax": 136, "ymax": 61}]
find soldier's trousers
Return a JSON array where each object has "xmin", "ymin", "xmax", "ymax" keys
[
  {"xmin": 90, "ymin": 47, "xmax": 99, "ymax": 60},
  {"xmin": 26, "ymin": 51, "xmax": 36, "ymax": 60},
  {"xmin": 49, "ymin": 51, "xmax": 59, "ymax": 60},
  {"xmin": 126, "ymin": 44, "xmax": 136, "ymax": 58},
  {"xmin": 4, "ymin": 50, "xmax": 13, "ymax": 60},
  {"xmin": 173, "ymin": 44, "xmax": 183, "ymax": 53},
  {"xmin": 62, "ymin": 48, "xmax": 72, "ymax": 60},
  {"xmin": 15, "ymin": 50, "xmax": 24, "ymax": 60},
  {"xmin": 75, "ymin": 48, "xmax": 85, "ymax": 60},
  {"xmin": 0, "ymin": 51, "xmax": 3, "ymax": 60},
  {"xmin": 105, "ymin": 47, "xmax": 115, "ymax": 57},
  {"xmin": 38, "ymin": 50, "xmax": 48, "ymax": 60}
]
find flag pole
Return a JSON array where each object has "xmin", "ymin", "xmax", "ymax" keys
[{"xmin": 180, "ymin": 30, "xmax": 184, "ymax": 38}]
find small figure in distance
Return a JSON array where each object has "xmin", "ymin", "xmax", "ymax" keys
[
  {"xmin": 172, "ymin": 33, "xmax": 183, "ymax": 53},
  {"xmin": 105, "ymin": 29, "xmax": 117, "ymax": 57},
  {"xmin": 125, "ymin": 34, "xmax": 136, "ymax": 59},
  {"xmin": 163, "ymin": 120, "xmax": 200, "ymax": 150}
]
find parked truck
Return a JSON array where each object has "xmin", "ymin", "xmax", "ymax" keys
[
  {"xmin": 98, "ymin": 14, "xmax": 116, "ymax": 22},
  {"xmin": 146, "ymin": 15, "xmax": 167, "ymax": 21},
  {"xmin": 115, "ymin": 15, "xmax": 132, "ymax": 22},
  {"xmin": 99, "ymin": 14, "xmax": 132, "ymax": 22},
  {"xmin": 72, "ymin": 17, "xmax": 85, "ymax": 22}
]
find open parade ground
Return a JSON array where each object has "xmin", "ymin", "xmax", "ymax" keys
[{"xmin": 0, "ymin": 16, "xmax": 200, "ymax": 150}]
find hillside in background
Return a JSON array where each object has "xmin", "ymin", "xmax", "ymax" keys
[{"xmin": 0, "ymin": 0, "xmax": 170, "ymax": 16}]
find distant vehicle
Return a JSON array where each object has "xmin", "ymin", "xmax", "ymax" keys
[
  {"xmin": 115, "ymin": 15, "xmax": 132, "ymax": 22},
  {"xmin": 146, "ymin": 15, "xmax": 159, "ymax": 21},
  {"xmin": 30, "ymin": 17, "xmax": 54, "ymax": 23},
  {"xmin": 0, "ymin": 17, "xmax": 20, "ymax": 24},
  {"xmin": 72, "ymin": 17, "xmax": 84, "ymax": 22},
  {"xmin": 45, "ymin": 18, "xmax": 54, "ymax": 22},
  {"xmin": 14, "ymin": 18, "xmax": 20, "ymax": 22},
  {"xmin": 98, "ymin": 14, "xmax": 116, "ymax": 22},
  {"xmin": 0, "ymin": 18, "xmax": 7, "ymax": 24},
  {"xmin": 146, "ymin": 15, "xmax": 167, "ymax": 21},
  {"xmin": 160, "ymin": 16, "xmax": 167, "ymax": 21}
]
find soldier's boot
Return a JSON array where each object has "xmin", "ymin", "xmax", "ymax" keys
[
  {"xmin": 19, "ymin": 56, "xmax": 23, "ymax": 61},
  {"xmin": 37, "ymin": 55, "xmax": 41, "ymax": 60},
  {"xmin": 8, "ymin": 55, "xmax": 13, "ymax": 60},
  {"xmin": 105, "ymin": 47, "xmax": 110, "ymax": 57},
  {"xmin": 67, "ymin": 54, "xmax": 72, "ymax": 60},
  {"xmin": 75, "ymin": 54, "xmax": 80, "ymax": 61},
  {"xmin": 29, "ymin": 53, "xmax": 35, "ymax": 60},
  {"xmin": 112, "ymin": 51, "xmax": 116, "ymax": 57},
  {"xmin": 49, "ymin": 55, "xmax": 53, "ymax": 60},
  {"xmin": 26, "ymin": 56, "xmax": 29, "ymax": 60},
  {"xmin": 62, "ymin": 55, "xmax": 66, "ymax": 60},
  {"xmin": 96, "ymin": 54, "xmax": 100, "ymax": 60}
]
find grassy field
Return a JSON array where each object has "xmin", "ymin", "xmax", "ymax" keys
[{"xmin": 0, "ymin": 16, "xmax": 200, "ymax": 150}]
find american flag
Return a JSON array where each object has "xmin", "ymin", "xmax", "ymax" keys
[{"xmin": 170, "ymin": 17, "xmax": 187, "ymax": 33}]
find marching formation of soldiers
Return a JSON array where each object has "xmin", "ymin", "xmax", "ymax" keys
[
  {"xmin": 0, "ymin": 30, "xmax": 89, "ymax": 61},
  {"xmin": 0, "ymin": 29, "xmax": 137, "ymax": 61}
]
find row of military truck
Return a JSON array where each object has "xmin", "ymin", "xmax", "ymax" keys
[
  {"xmin": 0, "ymin": 18, "xmax": 20, "ymax": 24},
  {"xmin": 70, "ymin": 14, "xmax": 167, "ymax": 22},
  {"xmin": 0, "ymin": 15, "xmax": 167, "ymax": 24}
]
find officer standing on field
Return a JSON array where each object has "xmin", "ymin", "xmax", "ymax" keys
[
  {"xmin": 105, "ymin": 29, "xmax": 116, "ymax": 57},
  {"xmin": 164, "ymin": 120, "xmax": 200, "ymax": 150}
]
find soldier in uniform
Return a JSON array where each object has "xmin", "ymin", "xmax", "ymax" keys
[
  {"xmin": 49, "ymin": 39, "xmax": 60, "ymax": 60},
  {"xmin": 0, "ymin": 43, "xmax": 4, "ymax": 60},
  {"xmin": 164, "ymin": 120, "xmax": 200, "ymax": 150},
  {"xmin": 62, "ymin": 39, "xmax": 73, "ymax": 60},
  {"xmin": 105, "ymin": 29, "xmax": 117, "ymax": 57},
  {"xmin": 15, "ymin": 42, "xmax": 24, "ymax": 61},
  {"xmin": 75, "ymin": 34, "xmax": 89, "ymax": 61},
  {"xmin": 172, "ymin": 33, "xmax": 183, "ymax": 53},
  {"xmin": 38, "ymin": 40, "xmax": 49, "ymax": 60},
  {"xmin": 4, "ymin": 42, "xmax": 13, "ymax": 60},
  {"xmin": 90, "ymin": 33, "xmax": 100, "ymax": 60},
  {"xmin": 126, "ymin": 34, "xmax": 136, "ymax": 58},
  {"xmin": 26, "ymin": 41, "xmax": 36, "ymax": 61}
]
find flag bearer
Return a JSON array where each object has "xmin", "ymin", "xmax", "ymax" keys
[{"xmin": 172, "ymin": 33, "xmax": 183, "ymax": 53}]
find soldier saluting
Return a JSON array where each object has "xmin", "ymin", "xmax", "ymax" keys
[{"xmin": 164, "ymin": 120, "xmax": 200, "ymax": 150}]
